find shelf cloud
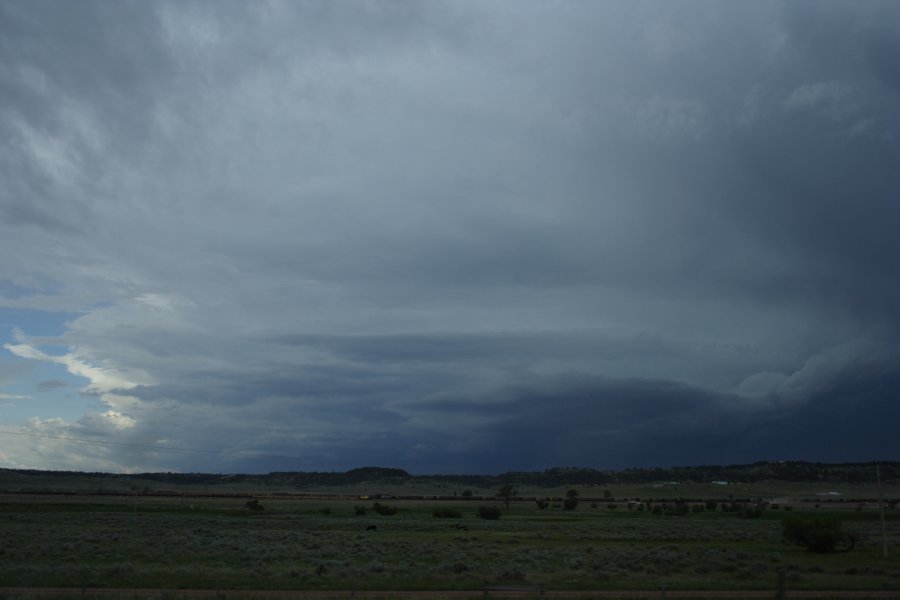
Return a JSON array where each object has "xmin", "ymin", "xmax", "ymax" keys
[{"xmin": 1, "ymin": 0, "xmax": 898, "ymax": 473}]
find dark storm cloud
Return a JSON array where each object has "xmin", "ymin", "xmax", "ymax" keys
[
  {"xmin": 1, "ymin": 0, "xmax": 899, "ymax": 472},
  {"xmin": 385, "ymin": 355, "xmax": 900, "ymax": 472}
]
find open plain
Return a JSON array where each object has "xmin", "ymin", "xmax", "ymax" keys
[{"xmin": 1, "ymin": 480, "xmax": 899, "ymax": 599}]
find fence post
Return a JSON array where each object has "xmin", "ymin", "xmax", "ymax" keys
[{"xmin": 775, "ymin": 566, "xmax": 786, "ymax": 599}]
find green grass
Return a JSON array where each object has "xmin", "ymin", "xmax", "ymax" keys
[{"xmin": 1, "ymin": 494, "xmax": 898, "ymax": 593}]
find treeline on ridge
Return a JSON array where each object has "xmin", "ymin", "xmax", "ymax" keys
[{"xmin": 1, "ymin": 461, "xmax": 896, "ymax": 489}]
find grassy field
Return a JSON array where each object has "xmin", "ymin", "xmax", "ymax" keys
[
  {"xmin": 4, "ymin": 464, "xmax": 900, "ymax": 500},
  {"xmin": 1, "ymin": 492, "xmax": 899, "ymax": 596}
]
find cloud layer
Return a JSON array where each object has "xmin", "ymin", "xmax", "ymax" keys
[{"xmin": 1, "ymin": 1, "xmax": 898, "ymax": 473}]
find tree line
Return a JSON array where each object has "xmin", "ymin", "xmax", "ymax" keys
[{"xmin": 1, "ymin": 461, "xmax": 896, "ymax": 489}]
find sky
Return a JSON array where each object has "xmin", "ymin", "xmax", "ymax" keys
[{"xmin": 1, "ymin": 0, "xmax": 899, "ymax": 474}]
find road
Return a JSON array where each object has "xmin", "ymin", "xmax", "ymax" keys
[{"xmin": 2, "ymin": 588, "xmax": 899, "ymax": 599}]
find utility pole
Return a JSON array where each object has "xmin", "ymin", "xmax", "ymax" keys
[{"xmin": 878, "ymin": 464, "xmax": 888, "ymax": 558}]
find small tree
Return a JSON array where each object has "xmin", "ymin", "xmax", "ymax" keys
[
  {"xmin": 478, "ymin": 506, "xmax": 502, "ymax": 520},
  {"xmin": 498, "ymin": 484, "xmax": 516, "ymax": 509},
  {"xmin": 782, "ymin": 515, "xmax": 858, "ymax": 553},
  {"xmin": 372, "ymin": 502, "xmax": 397, "ymax": 516},
  {"xmin": 461, "ymin": 489, "xmax": 473, "ymax": 499}
]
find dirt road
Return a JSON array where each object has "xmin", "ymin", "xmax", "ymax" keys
[{"xmin": 2, "ymin": 588, "xmax": 899, "ymax": 599}]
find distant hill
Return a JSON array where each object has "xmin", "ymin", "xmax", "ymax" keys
[
  {"xmin": 0, "ymin": 460, "xmax": 897, "ymax": 492},
  {"xmin": 431, "ymin": 461, "xmax": 900, "ymax": 487}
]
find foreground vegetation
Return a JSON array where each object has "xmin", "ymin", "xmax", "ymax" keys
[{"xmin": 1, "ymin": 492, "xmax": 898, "ymax": 595}]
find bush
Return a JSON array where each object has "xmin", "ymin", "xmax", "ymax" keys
[
  {"xmin": 705, "ymin": 500, "xmax": 717, "ymax": 511},
  {"xmin": 535, "ymin": 499, "xmax": 548, "ymax": 510},
  {"xmin": 432, "ymin": 507, "xmax": 462, "ymax": 519},
  {"xmin": 782, "ymin": 514, "xmax": 857, "ymax": 553},
  {"xmin": 354, "ymin": 505, "xmax": 367, "ymax": 516},
  {"xmin": 665, "ymin": 501, "xmax": 689, "ymax": 516},
  {"xmin": 372, "ymin": 502, "xmax": 397, "ymax": 516},
  {"xmin": 738, "ymin": 506, "xmax": 764, "ymax": 519},
  {"xmin": 563, "ymin": 497, "xmax": 579, "ymax": 511},
  {"xmin": 244, "ymin": 499, "xmax": 264, "ymax": 511},
  {"xmin": 478, "ymin": 506, "xmax": 502, "ymax": 520}
]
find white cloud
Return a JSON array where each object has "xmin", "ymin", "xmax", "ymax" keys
[
  {"xmin": 633, "ymin": 95, "xmax": 710, "ymax": 141},
  {"xmin": 783, "ymin": 80, "xmax": 866, "ymax": 123},
  {"xmin": 4, "ymin": 342, "xmax": 147, "ymax": 395}
]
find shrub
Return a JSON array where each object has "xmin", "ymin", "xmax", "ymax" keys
[
  {"xmin": 478, "ymin": 506, "xmax": 502, "ymax": 520},
  {"xmin": 244, "ymin": 499, "xmax": 264, "ymax": 511},
  {"xmin": 372, "ymin": 502, "xmax": 397, "ymax": 516},
  {"xmin": 432, "ymin": 507, "xmax": 462, "ymax": 519},
  {"xmin": 607, "ymin": 503, "xmax": 618, "ymax": 510},
  {"xmin": 461, "ymin": 490, "xmax": 473, "ymax": 499},
  {"xmin": 705, "ymin": 500, "xmax": 717, "ymax": 511},
  {"xmin": 354, "ymin": 505, "xmax": 367, "ymax": 516},
  {"xmin": 738, "ymin": 506, "xmax": 764, "ymax": 519},
  {"xmin": 563, "ymin": 497, "xmax": 579, "ymax": 511},
  {"xmin": 691, "ymin": 503, "xmax": 705, "ymax": 513},
  {"xmin": 782, "ymin": 514, "xmax": 857, "ymax": 553},
  {"xmin": 668, "ymin": 501, "xmax": 689, "ymax": 516},
  {"xmin": 535, "ymin": 499, "xmax": 548, "ymax": 510}
]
